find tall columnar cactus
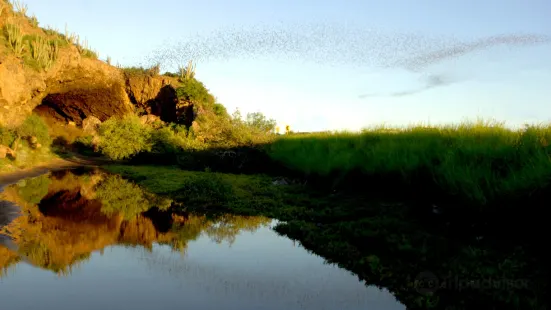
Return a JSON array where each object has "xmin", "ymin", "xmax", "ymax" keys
[
  {"xmin": 179, "ymin": 60, "xmax": 196, "ymax": 81},
  {"xmin": 5, "ymin": 23, "xmax": 24, "ymax": 56}
]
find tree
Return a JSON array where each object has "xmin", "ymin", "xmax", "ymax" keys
[{"xmin": 245, "ymin": 112, "xmax": 276, "ymax": 133}]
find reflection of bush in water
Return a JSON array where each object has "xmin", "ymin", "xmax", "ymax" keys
[
  {"xmin": 204, "ymin": 214, "xmax": 272, "ymax": 244},
  {"xmin": 17, "ymin": 174, "xmax": 51, "ymax": 204},
  {"xmin": 95, "ymin": 175, "xmax": 172, "ymax": 220},
  {"xmin": 168, "ymin": 214, "xmax": 271, "ymax": 250}
]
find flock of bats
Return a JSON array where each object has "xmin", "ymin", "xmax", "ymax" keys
[{"xmin": 143, "ymin": 22, "xmax": 550, "ymax": 98}]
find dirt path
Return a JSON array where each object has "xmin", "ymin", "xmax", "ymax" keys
[{"xmin": 0, "ymin": 153, "xmax": 113, "ymax": 190}]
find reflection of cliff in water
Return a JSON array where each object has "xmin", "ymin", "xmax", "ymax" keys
[{"xmin": 0, "ymin": 169, "xmax": 271, "ymax": 277}]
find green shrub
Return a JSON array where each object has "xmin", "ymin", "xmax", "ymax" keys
[
  {"xmin": 162, "ymin": 71, "xmax": 179, "ymax": 78},
  {"xmin": 245, "ymin": 112, "xmax": 277, "ymax": 133},
  {"xmin": 175, "ymin": 78, "xmax": 215, "ymax": 106},
  {"xmin": 213, "ymin": 103, "xmax": 228, "ymax": 117},
  {"xmin": 0, "ymin": 126, "xmax": 16, "ymax": 147},
  {"xmin": 122, "ymin": 64, "xmax": 159, "ymax": 77},
  {"xmin": 73, "ymin": 135, "xmax": 96, "ymax": 155},
  {"xmin": 74, "ymin": 135, "xmax": 94, "ymax": 148},
  {"xmin": 16, "ymin": 114, "xmax": 52, "ymax": 145},
  {"xmin": 97, "ymin": 114, "xmax": 153, "ymax": 160},
  {"xmin": 151, "ymin": 126, "xmax": 180, "ymax": 154}
]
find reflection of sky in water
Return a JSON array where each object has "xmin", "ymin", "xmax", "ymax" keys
[{"xmin": 0, "ymin": 221, "xmax": 404, "ymax": 310}]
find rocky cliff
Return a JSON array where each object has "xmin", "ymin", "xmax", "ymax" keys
[{"xmin": 0, "ymin": 1, "xmax": 182, "ymax": 128}]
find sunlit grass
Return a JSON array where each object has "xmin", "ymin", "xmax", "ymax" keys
[{"xmin": 269, "ymin": 119, "xmax": 551, "ymax": 205}]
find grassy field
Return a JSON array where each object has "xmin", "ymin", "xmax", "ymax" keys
[{"xmin": 268, "ymin": 120, "xmax": 551, "ymax": 206}]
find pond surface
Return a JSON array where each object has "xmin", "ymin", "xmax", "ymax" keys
[{"xmin": 0, "ymin": 168, "xmax": 405, "ymax": 310}]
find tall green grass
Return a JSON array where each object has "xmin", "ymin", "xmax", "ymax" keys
[{"xmin": 268, "ymin": 120, "xmax": 551, "ymax": 205}]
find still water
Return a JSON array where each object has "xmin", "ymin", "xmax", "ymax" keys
[{"xmin": 0, "ymin": 169, "xmax": 405, "ymax": 310}]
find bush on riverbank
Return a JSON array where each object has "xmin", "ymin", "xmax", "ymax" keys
[
  {"xmin": 93, "ymin": 109, "xmax": 278, "ymax": 160},
  {"xmin": 0, "ymin": 114, "xmax": 55, "ymax": 171}
]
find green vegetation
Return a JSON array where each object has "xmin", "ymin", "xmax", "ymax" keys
[
  {"xmin": 93, "ymin": 111, "xmax": 550, "ymax": 211},
  {"xmin": 269, "ymin": 120, "xmax": 551, "ymax": 206},
  {"xmin": 97, "ymin": 114, "xmax": 153, "ymax": 160},
  {"xmin": 122, "ymin": 63, "xmax": 161, "ymax": 77},
  {"xmin": 15, "ymin": 113, "xmax": 53, "ymax": 146},
  {"xmin": 93, "ymin": 109, "xmax": 277, "ymax": 161},
  {"xmin": 0, "ymin": 113, "xmax": 55, "ymax": 171}
]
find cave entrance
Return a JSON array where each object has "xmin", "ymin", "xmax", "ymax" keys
[
  {"xmin": 32, "ymin": 95, "xmax": 86, "ymax": 146},
  {"xmin": 35, "ymin": 93, "xmax": 89, "ymax": 126}
]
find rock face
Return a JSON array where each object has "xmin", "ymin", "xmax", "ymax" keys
[
  {"xmin": 82, "ymin": 116, "xmax": 102, "ymax": 135},
  {"xmin": 124, "ymin": 73, "xmax": 171, "ymax": 108},
  {"xmin": 176, "ymin": 99, "xmax": 195, "ymax": 128},
  {"xmin": 0, "ymin": 5, "xmax": 197, "ymax": 130},
  {"xmin": 125, "ymin": 74, "xmax": 179, "ymax": 123},
  {"xmin": 0, "ymin": 44, "xmax": 135, "ymax": 127},
  {"xmin": 0, "ymin": 5, "xmax": 186, "ymax": 129}
]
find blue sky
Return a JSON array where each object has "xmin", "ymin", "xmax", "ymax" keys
[{"xmin": 23, "ymin": 0, "xmax": 551, "ymax": 132}]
